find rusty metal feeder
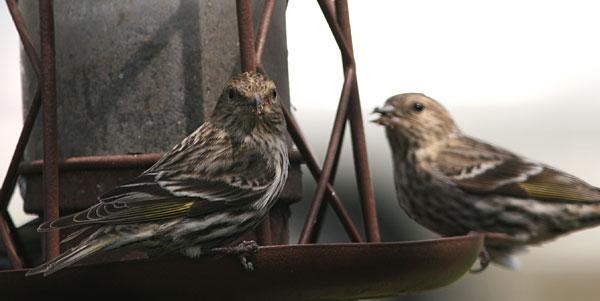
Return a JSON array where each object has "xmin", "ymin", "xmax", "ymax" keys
[{"xmin": 0, "ymin": 0, "xmax": 483, "ymax": 299}]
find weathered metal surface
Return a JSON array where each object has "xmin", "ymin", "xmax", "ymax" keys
[
  {"xmin": 0, "ymin": 234, "xmax": 484, "ymax": 300},
  {"xmin": 17, "ymin": 0, "xmax": 297, "ymax": 210},
  {"xmin": 18, "ymin": 0, "xmax": 291, "ymax": 160}
]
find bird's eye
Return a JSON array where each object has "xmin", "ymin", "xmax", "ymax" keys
[
  {"xmin": 413, "ymin": 102, "xmax": 424, "ymax": 112},
  {"xmin": 228, "ymin": 88, "xmax": 235, "ymax": 99},
  {"xmin": 272, "ymin": 89, "xmax": 277, "ymax": 99}
]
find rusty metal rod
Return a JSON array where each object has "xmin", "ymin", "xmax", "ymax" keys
[
  {"xmin": 280, "ymin": 99, "xmax": 363, "ymax": 243},
  {"xmin": 300, "ymin": 1, "xmax": 367, "ymax": 243},
  {"xmin": 0, "ymin": 213, "xmax": 22, "ymax": 268},
  {"xmin": 254, "ymin": 0, "xmax": 275, "ymax": 74},
  {"xmin": 0, "ymin": 0, "xmax": 44, "ymax": 269},
  {"xmin": 39, "ymin": 0, "xmax": 60, "ymax": 260},
  {"xmin": 308, "ymin": 133, "xmax": 346, "ymax": 243},
  {"xmin": 5, "ymin": 0, "xmax": 42, "ymax": 81},
  {"xmin": 308, "ymin": 143, "xmax": 343, "ymax": 243},
  {"xmin": 4, "ymin": 212, "xmax": 31, "ymax": 267},
  {"xmin": 323, "ymin": 0, "xmax": 337, "ymax": 24},
  {"xmin": 19, "ymin": 153, "xmax": 162, "ymax": 174},
  {"xmin": 18, "ymin": 150, "xmax": 303, "ymax": 174},
  {"xmin": 347, "ymin": 77, "xmax": 380, "ymax": 242},
  {"xmin": 256, "ymin": 212, "xmax": 272, "ymax": 246},
  {"xmin": 309, "ymin": 108, "xmax": 348, "ymax": 243},
  {"xmin": 298, "ymin": 66, "xmax": 355, "ymax": 244},
  {"xmin": 236, "ymin": 0, "xmax": 257, "ymax": 73},
  {"xmin": 1, "ymin": 0, "xmax": 44, "ymax": 208},
  {"xmin": 317, "ymin": 0, "xmax": 354, "ymax": 65},
  {"xmin": 335, "ymin": 0, "xmax": 380, "ymax": 242},
  {"xmin": 0, "ymin": 89, "xmax": 42, "ymax": 208}
]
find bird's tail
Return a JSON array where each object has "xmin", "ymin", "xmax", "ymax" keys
[{"xmin": 26, "ymin": 233, "xmax": 120, "ymax": 276}]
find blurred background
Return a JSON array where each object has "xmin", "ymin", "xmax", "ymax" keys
[{"xmin": 1, "ymin": 1, "xmax": 599, "ymax": 300}]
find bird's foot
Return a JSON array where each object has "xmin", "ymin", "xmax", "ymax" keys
[
  {"xmin": 205, "ymin": 240, "xmax": 259, "ymax": 271},
  {"xmin": 470, "ymin": 247, "xmax": 490, "ymax": 273}
]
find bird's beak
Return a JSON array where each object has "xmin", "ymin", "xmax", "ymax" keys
[
  {"xmin": 371, "ymin": 105, "xmax": 395, "ymax": 126},
  {"xmin": 249, "ymin": 93, "xmax": 264, "ymax": 115}
]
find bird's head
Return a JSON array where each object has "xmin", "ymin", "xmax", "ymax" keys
[
  {"xmin": 211, "ymin": 72, "xmax": 285, "ymax": 137},
  {"xmin": 372, "ymin": 93, "xmax": 459, "ymax": 148}
]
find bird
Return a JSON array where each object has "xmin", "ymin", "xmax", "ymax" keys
[
  {"xmin": 372, "ymin": 93, "xmax": 600, "ymax": 270},
  {"xmin": 26, "ymin": 72, "xmax": 289, "ymax": 276}
]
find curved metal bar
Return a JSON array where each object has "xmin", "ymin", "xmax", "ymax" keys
[
  {"xmin": 317, "ymin": 0, "xmax": 354, "ymax": 65},
  {"xmin": 255, "ymin": 0, "xmax": 275, "ymax": 74},
  {"xmin": 335, "ymin": 0, "xmax": 380, "ymax": 242}
]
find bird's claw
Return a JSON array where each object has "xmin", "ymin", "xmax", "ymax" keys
[
  {"xmin": 470, "ymin": 247, "xmax": 491, "ymax": 273},
  {"xmin": 205, "ymin": 240, "xmax": 259, "ymax": 272},
  {"xmin": 232, "ymin": 240, "xmax": 258, "ymax": 272},
  {"xmin": 238, "ymin": 253, "xmax": 255, "ymax": 272},
  {"xmin": 231, "ymin": 240, "xmax": 259, "ymax": 255}
]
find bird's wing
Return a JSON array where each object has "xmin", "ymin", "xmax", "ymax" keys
[
  {"xmin": 431, "ymin": 137, "xmax": 600, "ymax": 202},
  {"xmin": 39, "ymin": 122, "xmax": 276, "ymax": 231}
]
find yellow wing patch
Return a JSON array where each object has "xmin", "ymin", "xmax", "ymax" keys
[
  {"xmin": 519, "ymin": 182, "xmax": 600, "ymax": 202},
  {"xmin": 105, "ymin": 201, "xmax": 195, "ymax": 224}
]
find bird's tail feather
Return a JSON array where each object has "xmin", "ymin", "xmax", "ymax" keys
[
  {"xmin": 60, "ymin": 226, "xmax": 93, "ymax": 244},
  {"xmin": 26, "ymin": 234, "xmax": 120, "ymax": 276}
]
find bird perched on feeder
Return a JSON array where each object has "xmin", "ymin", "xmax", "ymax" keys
[
  {"xmin": 373, "ymin": 93, "xmax": 600, "ymax": 270},
  {"xmin": 27, "ymin": 72, "xmax": 289, "ymax": 276}
]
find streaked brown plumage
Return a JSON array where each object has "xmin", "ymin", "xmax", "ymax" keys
[
  {"xmin": 27, "ymin": 72, "xmax": 288, "ymax": 276},
  {"xmin": 374, "ymin": 93, "xmax": 600, "ymax": 269}
]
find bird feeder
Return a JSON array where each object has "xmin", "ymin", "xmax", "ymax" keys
[{"xmin": 0, "ymin": 0, "xmax": 483, "ymax": 299}]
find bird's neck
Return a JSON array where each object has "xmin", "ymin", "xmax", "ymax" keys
[
  {"xmin": 225, "ymin": 123, "xmax": 286, "ymax": 163},
  {"xmin": 387, "ymin": 129, "xmax": 457, "ymax": 164}
]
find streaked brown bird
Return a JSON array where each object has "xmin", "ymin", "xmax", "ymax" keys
[
  {"xmin": 27, "ymin": 72, "xmax": 289, "ymax": 276},
  {"xmin": 373, "ymin": 93, "xmax": 600, "ymax": 270}
]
